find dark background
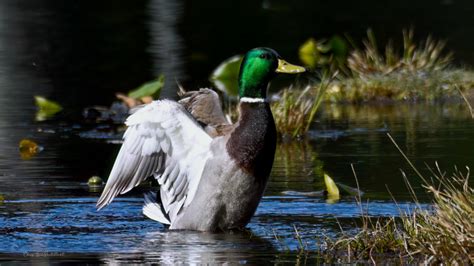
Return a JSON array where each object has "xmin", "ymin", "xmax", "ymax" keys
[{"xmin": 1, "ymin": 0, "xmax": 473, "ymax": 110}]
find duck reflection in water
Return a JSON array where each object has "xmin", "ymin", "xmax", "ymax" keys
[{"xmin": 101, "ymin": 230, "xmax": 277, "ymax": 264}]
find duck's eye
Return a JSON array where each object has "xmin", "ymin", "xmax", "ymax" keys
[{"xmin": 259, "ymin": 53, "xmax": 269, "ymax": 59}]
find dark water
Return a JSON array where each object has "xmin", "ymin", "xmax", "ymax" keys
[{"xmin": 0, "ymin": 0, "xmax": 473, "ymax": 264}]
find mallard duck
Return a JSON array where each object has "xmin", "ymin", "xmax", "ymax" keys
[{"xmin": 96, "ymin": 47, "xmax": 305, "ymax": 231}]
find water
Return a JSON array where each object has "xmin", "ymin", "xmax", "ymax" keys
[{"xmin": 0, "ymin": 0, "xmax": 473, "ymax": 263}]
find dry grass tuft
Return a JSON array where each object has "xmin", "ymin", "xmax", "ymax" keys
[
  {"xmin": 323, "ymin": 136, "xmax": 474, "ymax": 264},
  {"xmin": 326, "ymin": 166, "xmax": 473, "ymax": 263},
  {"xmin": 271, "ymin": 73, "xmax": 335, "ymax": 139},
  {"xmin": 326, "ymin": 69, "xmax": 474, "ymax": 102},
  {"xmin": 348, "ymin": 29, "xmax": 453, "ymax": 77},
  {"xmin": 321, "ymin": 29, "xmax": 474, "ymax": 102}
]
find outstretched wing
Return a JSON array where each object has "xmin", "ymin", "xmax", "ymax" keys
[
  {"xmin": 178, "ymin": 88, "xmax": 232, "ymax": 137},
  {"xmin": 96, "ymin": 100, "xmax": 212, "ymax": 220}
]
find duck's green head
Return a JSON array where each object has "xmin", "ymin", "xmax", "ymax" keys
[{"xmin": 238, "ymin": 47, "xmax": 305, "ymax": 99}]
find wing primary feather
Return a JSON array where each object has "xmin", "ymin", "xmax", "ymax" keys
[
  {"xmin": 97, "ymin": 100, "xmax": 213, "ymax": 227},
  {"xmin": 143, "ymin": 192, "xmax": 170, "ymax": 224}
]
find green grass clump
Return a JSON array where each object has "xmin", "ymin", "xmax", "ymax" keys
[
  {"xmin": 348, "ymin": 29, "xmax": 452, "ymax": 77},
  {"xmin": 271, "ymin": 73, "xmax": 334, "ymax": 139},
  {"xmin": 326, "ymin": 167, "xmax": 473, "ymax": 263},
  {"xmin": 323, "ymin": 136, "xmax": 474, "ymax": 264},
  {"xmin": 326, "ymin": 69, "xmax": 474, "ymax": 102},
  {"xmin": 317, "ymin": 29, "xmax": 474, "ymax": 102},
  {"xmin": 402, "ymin": 166, "xmax": 473, "ymax": 263}
]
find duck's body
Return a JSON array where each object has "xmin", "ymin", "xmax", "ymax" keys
[
  {"xmin": 171, "ymin": 101, "xmax": 276, "ymax": 230},
  {"xmin": 97, "ymin": 48, "xmax": 304, "ymax": 231}
]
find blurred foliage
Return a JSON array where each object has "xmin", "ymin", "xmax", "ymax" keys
[
  {"xmin": 88, "ymin": 176, "xmax": 104, "ymax": 186},
  {"xmin": 34, "ymin": 96, "xmax": 63, "ymax": 121},
  {"xmin": 209, "ymin": 55, "xmax": 243, "ymax": 96},
  {"xmin": 88, "ymin": 176, "xmax": 104, "ymax": 193},
  {"xmin": 19, "ymin": 139, "xmax": 41, "ymax": 160},
  {"xmin": 298, "ymin": 36, "xmax": 348, "ymax": 73},
  {"xmin": 128, "ymin": 75, "xmax": 164, "ymax": 99},
  {"xmin": 116, "ymin": 75, "xmax": 164, "ymax": 108}
]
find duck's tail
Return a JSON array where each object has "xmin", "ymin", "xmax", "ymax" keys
[{"xmin": 143, "ymin": 192, "xmax": 171, "ymax": 225}]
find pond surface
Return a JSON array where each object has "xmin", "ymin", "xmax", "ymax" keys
[
  {"xmin": 1, "ymin": 102, "xmax": 472, "ymax": 263},
  {"xmin": 0, "ymin": 0, "xmax": 473, "ymax": 264}
]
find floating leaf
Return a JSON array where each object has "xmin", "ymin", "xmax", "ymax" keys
[
  {"xmin": 19, "ymin": 139, "xmax": 42, "ymax": 160},
  {"xmin": 210, "ymin": 55, "xmax": 243, "ymax": 96},
  {"xmin": 34, "ymin": 96, "xmax": 63, "ymax": 121},
  {"xmin": 128, "ymin": 75, "xmax": 164, "ymax": 99},
  {"xmin": 324, "ymin": 173, "xmax": 340, "ymax": 199},
  {"xmin": 88, "ymin": 176, "xmax": 104, "ymax": 186},
  {"xmin": 88, "ymin": 176, "xmax": 103, "ymax": 192}
]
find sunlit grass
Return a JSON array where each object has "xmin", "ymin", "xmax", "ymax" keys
[
  {"xmin": 348, "ymin": 29, "xmax": 453, "ymax": 77},
  {"xmin": 270, "ymin": 73, "xmax": 335, "ymax": 139},
  {"xmin": 326, "ymin": 69, "xmax": 474, "ymax": 102},
  {"xmin": 321, "ymin": 136, "xmax": 474, "ymax": 264},
  {"xmin": 322, "ymin": 29, "xmax": 474, "ymax": 102},
  {"xmin": 324, "ymin": 168, "xmax": 473, "ymax": 263}
]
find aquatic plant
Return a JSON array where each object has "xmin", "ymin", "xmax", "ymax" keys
[
  {"xmin": 325, "ymin": 166, "xmax": 473, "ymax": 263},
  {"xmin": 326, "ymin": 69, "xmax": 474, "ymax": 102},
  {"xmin": 34, "ymin": 96, "xmax": 63, "ymax": 121},
  {"xmin": 323, "ymin": 137, "xmax": 474, "ymax": 264},
  {"xmin": 312, "ymin": 29, "xmax": 474, "ymax": 102},
  {"xmin": 348, "ymin": 29, "xmax": 452, "ymax": 77},
  {"xmin": 18, "ymin": 139, "xmax": 42, "ymax": 160},
  {"xmin": 209, "ymin": 55, "xmax": 243, "ymax": 96},
  {"xmin": 128, "ymin": 75, "xmax": 164, "ymax": 99},
  {"xmin": 298, "ymin": 36, "xmax": 348, "ymax": 73},
  {"xmin": 116, "ymin": 75, "xmax": 164, "ymax": 108},
  {"xmin": 271, "ymin": 72, "xmax": 335, "ymax": 139},
  {"xmin": 88, "ymin": 176, "xmax": 104, "ymax": 186}
]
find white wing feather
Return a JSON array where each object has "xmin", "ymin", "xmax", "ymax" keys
[{"xmin": 97, "ymin": 100, "xmax": 212, "ymax": 222}]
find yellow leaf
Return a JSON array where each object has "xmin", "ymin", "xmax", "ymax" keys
[
  {"xmin": 34, "ymin": 96, "xmax": 62, "ymax": 121},
  {"xmin": 19, "ymin": 139, "xmax": 41, "ymax": 160},
  {"xmin": 324, "ymin": 173, "xmax": 340, "ymax": 198}
]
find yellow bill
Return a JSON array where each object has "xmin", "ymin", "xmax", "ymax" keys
[{"xmin": 276, "ymin": 59, "xmax": 306, "ymax": 74}]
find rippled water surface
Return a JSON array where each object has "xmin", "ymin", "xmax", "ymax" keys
[{"xmin": 1, "ymin": 0, "xmax": 474, "ymax": 264}]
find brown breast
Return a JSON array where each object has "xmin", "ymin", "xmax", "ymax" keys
[{"xmin": 226, "ymin": 102, "xmax": 277, "ymax": 184}]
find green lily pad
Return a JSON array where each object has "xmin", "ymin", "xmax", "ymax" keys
[
  {"xmin": 128, "ymin": 75, "xmax": 165, "ymax": 99},
  {"xmin": 34, "ymin": 96, "xmax": 63, "ymax": 121},
  {"xmin": 210, "ymin": 55, "xmax": 243, "ymax": 96}
]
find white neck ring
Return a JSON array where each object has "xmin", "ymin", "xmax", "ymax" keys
[{"xmin": 240, "ymin": 97, "xmax": 266, "ymax": 103}]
